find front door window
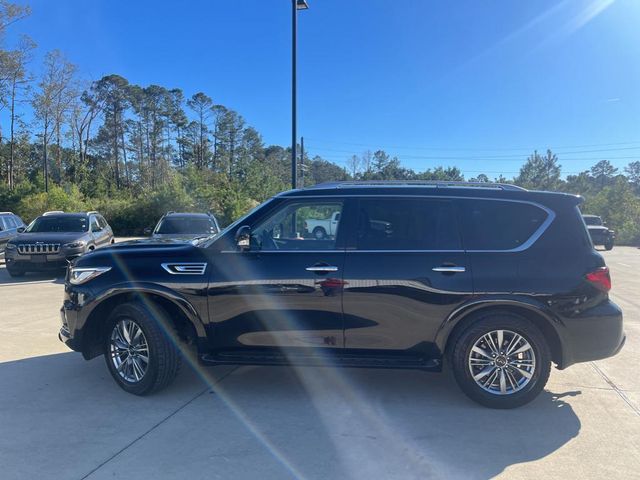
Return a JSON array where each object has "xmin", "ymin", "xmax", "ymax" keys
[{"xmin": 251, "ymin": 201, "xmax": 343, "ymax": 251}]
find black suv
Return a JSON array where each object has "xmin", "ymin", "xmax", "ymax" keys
[
  {"xmin": 0, "ymin": 212, "xmax": 26, "ymax": 254},
  {"xmin": 5, "ymin": 211, "xmax": 114, "ymax": 277},
  {"xmin": 147, "ymin": 211, "xmax": 220, "ymax": 240},
  {"xmin": 582, "ymin": 214, "xmax": 615, "ymax": 250},
  {"xmin": 59, "ymin": 182, "xmax": 624, "ymax": 408}
]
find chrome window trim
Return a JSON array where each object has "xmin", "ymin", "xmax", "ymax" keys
[
  {"xmin": 161, "ymin": 262, "xmax": 207, "ymax": 275},
  {"xmin": 281, "ymin": 194, "xmax": 555, "ymax": 253},
  {"xmin": 220, "ymin": 250, "xmax": 345, "ymax": 254},
  {"xmin": 344, "ymin": 249, "xmax": 466, "ymax": 253}
]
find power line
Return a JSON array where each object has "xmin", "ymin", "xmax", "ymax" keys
[
  {"xmin": 307, "ymin": 148, "xmax": 640, "ymax": 161},
  {"xmin": 304, "ymin": 137, "xmax": 640, "ymax": 153},
  {"xmin": 314, "ymin": 153, "xmax": 638, "ymax": 163}
]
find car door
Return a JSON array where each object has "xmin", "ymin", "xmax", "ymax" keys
[
  {"xmin": 206, "ymin": 198, "xmax": 348, "ymax": 353},
  {"xmin": 342, "ymin": 197, "xmax": 473, "ymax": 355},
  {"xmin": 98, "ymin": 215, "xmax": 113, "ymax": 244},
  {"xmin": 89, "ymin": 216, "xmax": 101, "ymax": 247}
]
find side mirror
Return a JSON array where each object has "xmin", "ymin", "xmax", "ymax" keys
[
  {"xmin": 235, "ymin": 225, "xmax": 251, "ymax": 252},
  {"xmin": 17, "ymin": 227, "xmax": 25, "ymax": 233},
  {"xmin": 143, "ymin": 227, "xmax": 152, "ymax": 235}
]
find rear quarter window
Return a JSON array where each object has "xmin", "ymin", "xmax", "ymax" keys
[{"xmin": 460, "ymin": 199, "xmax": 549, "ymax": 251}]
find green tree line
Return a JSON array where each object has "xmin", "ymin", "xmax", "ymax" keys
[{"xmin": 0, "ymin": 3, "xmax": 638, "ymax": 244}]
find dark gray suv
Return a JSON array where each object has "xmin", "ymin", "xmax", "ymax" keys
[
  {"xmin": 5, "ymin": 211, "xmax": 114, "ymax": 277},
  {"xmin": 0, "ymin": 212, "xmax": 26, "ymax": 255}
]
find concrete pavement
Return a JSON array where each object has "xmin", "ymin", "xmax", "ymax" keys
[{"xmin": 0, "ymin": 246, "xmax": 638, "ymax": 479}]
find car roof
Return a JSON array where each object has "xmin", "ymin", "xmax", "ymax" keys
[
  {"xmin": 38, "ymin": 212, "xmax": 90, "ymax": 219},
  {"xmin": 277, "ymin": 181, "xmax": 582, "ymax": 208},
  {"xmin": 163, "ymin": 212, "xmax": 213, "ymax": 218}
]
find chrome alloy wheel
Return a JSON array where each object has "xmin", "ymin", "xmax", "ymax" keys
[
  {"xmin": 109, "ymin": 319, "xmax": 149, "ymax": 383},
  {"xmin": 468, "ymin": 329, "xmax": 536, "ymax": 395}
]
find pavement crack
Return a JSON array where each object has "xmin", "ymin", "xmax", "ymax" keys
[
  {"xmin": 79, "ymin": 366, "xmax": 239, "ymax": 480},
  {"xmin": 590, "ymin": 362, "xmax": 640, "ymax": 417}
]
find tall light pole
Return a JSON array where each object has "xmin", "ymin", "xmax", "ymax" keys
[{"xmin": 292, "ymin": 0, "xmax": 308, "ymax": 189}]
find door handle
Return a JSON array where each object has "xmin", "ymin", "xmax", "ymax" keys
[
  {"xmin": 432, "ymin": 266, "xmax": 466, "ymax": 273},
  {"xmin": 306, "ymin": 265, "xmax": 339, "ymax": 273}
]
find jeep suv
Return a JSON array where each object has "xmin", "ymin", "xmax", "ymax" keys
[
  {"xmin": 5, "ymin": 211, "xmax": 114, "ymax": 277},
  {"xmin": 582, "ymin": 214, "xmax": 615, "ymax": 250},
  {"xmin": 0, "ymin": 212, "xmax": 26, "ymax": 254},
  {"xmin": 59, "ymin": 182, "xmax": 624, "ymax": 408}
]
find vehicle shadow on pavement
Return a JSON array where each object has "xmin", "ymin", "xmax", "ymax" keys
[
  {"xmin": 0, "ymin": 352, "xmax": 581, "ymax": 480},
  {"xmin": 0, "ymin": 264, "xmax": 65, "ymax": 284}
]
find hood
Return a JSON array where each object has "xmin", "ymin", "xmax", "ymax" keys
[
  {"xmin": 99, "ymin": 237, "xmax": 199, "ymax": 250},
  {"xmin": 151, "ymin": 233, "xmax": 212, "ymax": 241},
  {"xmin": 10, "ymin": 232, "xmax": 88, "ymax": 245},
  {"xmin": 73, "ymin": 238, "xmax": 199, "ymax": 268},
  {"xmin": 587, "ymin": 225, "xmax": 612, "ymax": 233}
]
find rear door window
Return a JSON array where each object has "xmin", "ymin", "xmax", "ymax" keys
[
  {"xmin": 355, "ymin": 198, "xmax": 461, "ymax": 251},
  {"xmin": 460, "ymin": 199, "xmax": 549, "ymax": 251}
]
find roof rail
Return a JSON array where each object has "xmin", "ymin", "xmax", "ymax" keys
[
  {"xmin": 0, "ymin": 211, "xmax": 14, "ymax": 215},
  {"xmin": 43, "ymin": 210, "xmax": 65, "ymax": 216},
  {"xmin": 311, "ymin": 180, "xmax": 527, "ymax": 191},
  {"xmin": 86, "ymin": 211, "xmax": 99, "ymax": 215}
]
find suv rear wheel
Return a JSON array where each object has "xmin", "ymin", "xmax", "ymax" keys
[
  {"xmin": 104, "ymin": 302, "xmax": 181, "ymax": 395},
  {"xmin": 450, "ymin": 312, "xmax": 551, "ymax": 408}
]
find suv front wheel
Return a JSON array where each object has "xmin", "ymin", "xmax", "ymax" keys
[
  {"xmin": 450, "ymin": 312, "xmax": 551, "ymax": 408},
  {"xmin": 104, "ymin": 302, "xmax": 181, "ymax": 395}
]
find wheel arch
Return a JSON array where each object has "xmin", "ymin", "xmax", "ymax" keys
[
  {"xmin": 439, "ymin": 301, "xmax": 564, "ymax": 367},
  {"xmin": 80, "ymin": 288, "xmax": 204, "ymax": 360}
]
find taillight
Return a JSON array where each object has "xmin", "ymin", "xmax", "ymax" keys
[{"xmin": 585, "ymin": 266, "xmax": 611, "ymax": 292}]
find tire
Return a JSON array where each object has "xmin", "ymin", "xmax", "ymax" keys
[
  {"xmin": 7, "ymin": 266, "xmax": 25, "ymax": 277},
  {"xmin": 450, "ymin": 312, "xmax": 551, "ymax": 409},
  {"xmin": 313, "ymin": 227, "xmax": 326, "ymax": 240},
  {"xmin": 604, "ymin": 239, "xmax": 614, "ymax": 251},
  {"xmin": 103, "ymin": 302, "xmax": 181, "ymax": 395}
]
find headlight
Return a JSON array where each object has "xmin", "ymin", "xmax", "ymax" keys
[
  {"xmin": 64, "ymin": 241, "xmax": 86, "ymax": 249},
  {"xmin": 5, "ymin": 243, "xmax": 16, "ymax": 251},
  {"xmin": 69, "ymin": 266, "xmax": 111, "ymax": 285}
]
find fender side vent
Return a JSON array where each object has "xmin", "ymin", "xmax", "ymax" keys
[{"xmin": 161, "ymin": 262, "xmax": 207, "ymax": 275}]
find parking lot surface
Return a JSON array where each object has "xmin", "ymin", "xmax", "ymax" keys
[{"xmin": 0, "ymin": 246, "xmax": 638, "ymax": 479}]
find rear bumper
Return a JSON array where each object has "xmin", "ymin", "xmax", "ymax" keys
[{"xmin": 558, "ymin": 300, "xmax": 624, "ymax": 369}]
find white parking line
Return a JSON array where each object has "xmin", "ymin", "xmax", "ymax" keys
[
  {"xmin": 1, "ymin": 280, "xmax": 59, "ymax": 287},
  {"xmin": 618, "ymin": 263, "xmax": 631, "ymax": 267}
]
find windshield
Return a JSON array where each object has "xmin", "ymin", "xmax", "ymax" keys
[
  {"xmin": 155, "ymin": 217, "xmax": 218, "ymax": 235},
  {"xmin": 201, "ymin": 198, "xmax": 274, "ymax": 248},
  {"xmin": 26, "ymin": 216, "xmax": 88, "ymax": 233},
  {"xmin": 584, "ymin": 216, "xmax": 603, "ymax": 226}
]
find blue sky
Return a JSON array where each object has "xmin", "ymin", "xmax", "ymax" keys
[{"xmin": 9, "ymin": 0, "xmax": 640, "ymax": 178}]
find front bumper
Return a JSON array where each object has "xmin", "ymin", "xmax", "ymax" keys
[
  {"xmin": 558, "ymin": 300, "xmax": 625, "ymax": 368},
  {"xmin": 5, "ymin": 247, "xmax": 85, "ymax": 270},
  {"xmin": 588, "ymin": 232, "xmax": 614, "ymax": 245},
  {"xmin": 59, "ymin": 306, "xmax": 82, "ymax": 352}
]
